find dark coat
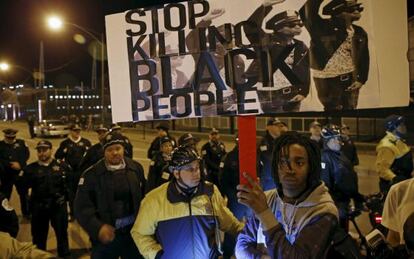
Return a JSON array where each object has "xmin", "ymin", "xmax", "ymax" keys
[
  {"xmin": 74, "ymin": 157, "xmax": 146, "ymax": 241},
  {"xmin": 299, "ymin": 0, "xmax": 369, "ymax": 83},
  {"xmin": 0, "ymin": 192, "xmax": 18, "ymax": 238},
  {"xmin": 55, "ymin": 137, "xmax": 92, "ymax": 172}
]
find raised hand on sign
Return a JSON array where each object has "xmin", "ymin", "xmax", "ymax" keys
[
  {"xmin": 263, "ymin": 0, "xmax": 286, "ymax": 7},
  {"xmin": 237, "ymin": 172, "xmax": 269, "ymax": 215},
  {"xmin": 203, "ymin": 8, "xmax": 225, "ymax": 21}
]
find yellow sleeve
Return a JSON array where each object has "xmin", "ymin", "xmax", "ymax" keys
[
  {"xmin": 130, "ymin": 195, "xmax": 162, "ymax": 259},
  {"xmin": 212, "ymin": 186, "xmax": 245, "ymax": 236},
  {"xmin": 376, "ymin": 147, "xmax": 396, "ymax": 181},
  {"xmin": 0, "ymin": 232, "xmax": 55, "ymax": 259}
]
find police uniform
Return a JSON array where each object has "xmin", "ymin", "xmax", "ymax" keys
[
  {"xmin": 55, "ymin": 126, "xmax": 91, "ymax": 217},
  {"xmin": 23, "ymin": 140, "xmax": 71, "ymax": 257},
  {"xmin": 0, "ymin": 128, "xmax": 30, "ymax": 216},
  {"xmin": 219, "ymin": 143, "xmax": 252, "ymax": 258},
  {"xmin": 257, "ymin": 132, "xmax": 277, "ymax": 191},
  {"xmin": 75, "ymin": 132, "xmax": 146, "ymax": 259},
  {"xmin": 146, "ymin": 137, "xmax": 173, "ymax": 193},
  {"xmin": 78, "ymin": 125, "xmax": 108, "ymax": 173},
  {"xmin": 0, "ymin": 192, "xmax": 19, "ymax": 238},
  {"xmin": 147, "ymin": 122, "xmax": 177, "ymax": 159},
  {"xmin": 201, "ymin": 136, "xmax": 226, "ymax": 187},
  {"xmin": 245, "ymin": 7, "xmax": 310, "ymax": 113},
  {"xmin": 376, "ymin": 132, "xmax": 413, "ymax": 194}
]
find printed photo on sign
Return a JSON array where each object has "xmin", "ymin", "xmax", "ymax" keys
[{"xmin": 105, "ymin": 0, "xmax": 410, "ymax": 122}]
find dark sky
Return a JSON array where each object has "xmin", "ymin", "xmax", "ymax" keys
[{"xmin": 0, "ymin": 0, "xmax": 412, "ymax": 88}]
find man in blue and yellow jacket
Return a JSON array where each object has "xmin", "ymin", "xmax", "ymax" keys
[
  {"xmin": 376, "ymin": 115, "xmax": 413, "ymax": 195},
  {"xmin": 131, "ymin": 145, "xmax": 244, "ymax": 259}
]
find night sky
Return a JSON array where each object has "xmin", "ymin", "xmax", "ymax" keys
[{"xmin": 0, "ymin": 0, "xmax": 412, "ymax": 88}]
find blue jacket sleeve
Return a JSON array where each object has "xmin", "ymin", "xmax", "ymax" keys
[{"xmin": 235, "ymin": 215, "xmax": 266, "ymax": 259}]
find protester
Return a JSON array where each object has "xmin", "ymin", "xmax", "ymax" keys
[
  {"xmin": 111, "ymin": 123, "xmax": 134, "ymax": 159},
  {"xmin": 382, "ymin": 178, "xmax": 414, "ymax": 247},
  {"xmin": 309, "ymin": 121, "xmax": 323, "ymax": 149},
  {"xmin": 75, "ymin": 132, "xmax": 146, "ymax": 258},
  {"xmin": 236, "ymin": 131, "xmax": 338, "ymax": 258}
]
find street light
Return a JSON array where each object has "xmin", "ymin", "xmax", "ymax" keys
[
  {"xmin": 46, "ymin": 15, "xmax": 106, "ymax": 124},
  {"xmin": 0, "ymin": 62, "xmax": 10, "ymax": 71}
]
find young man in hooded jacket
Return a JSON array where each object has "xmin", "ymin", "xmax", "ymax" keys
[{"xmin": 235, "ymin": 131, "xmax": 338, "ymax": 259}]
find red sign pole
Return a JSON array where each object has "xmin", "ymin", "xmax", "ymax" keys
[{"xmin": 238, "ymin": 115, "xmax": 257, "ymax": 185}]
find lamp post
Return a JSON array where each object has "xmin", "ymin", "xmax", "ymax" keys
[{"xmin": 47, "ymin": 16, "xmax": 106, "ymax": 124}]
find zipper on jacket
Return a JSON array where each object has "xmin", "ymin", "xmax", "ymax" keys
[{"xmin": 188, "ymin": 200, "xmax": 195, "ymax": 259}]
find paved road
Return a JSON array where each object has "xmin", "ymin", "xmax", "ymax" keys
[{"xmin": 0, "ymin": 121, "xmax": 380, "ymax": 258}]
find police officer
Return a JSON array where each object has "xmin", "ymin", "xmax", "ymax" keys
[
  {"xmin": 147, "ymin": 121, "xmax": 177, "ymax": 159},
  {"xmin": 0, "ymin": 184, "xmax": 19, "ymax": 238},
  {"xmin": 110, "ymin": 123, "xmax": 134, "ymax": 159},
  {"xmin": 219, "ymin": 135, "xmax": 251, "ymax": 258},
  {"xmin": 257, "ymin": 118, "xmax": 288, "ymax": 190},
  {"xmin": 177, "ymin": 133, "xmax": 200, "ymax": 150},
  {"xmin": 23, "ymin": 140, "xmax": 71, "ymax": 258},
  {"xmin": 341, "ymin": 124, "xmax": 359, "ymax": 166},
  {"xmin": 0, "ymin": 128, "xmax": 30, "ymax": 217},
  {"xmin": 55, "ymin": 124, "xmax": 91, "ymax": 220},
  {"xmin": 376, "ymin": 115, "xmax": 413, "ymax": 195},
  {"xmin": 201, "ymin": 128, "xmax": 226, "ymax": 187},
  {"xmin": 146, "ymin": 136, "xmax": 173, "ymax": 193},
  {"xmin": 75, "ymin": 132, "xmax": 146, "ymax": 259},
  {"xmin": 78, "ymin": 124, "xmax": 108, "ymax": 174},
  {"xmin": 309, "ymin": 121, "xmax": 323, "ymax": 150},
  {"xmin": 320, "ymin": 126, "xmax": 364, "ymax": 230}
]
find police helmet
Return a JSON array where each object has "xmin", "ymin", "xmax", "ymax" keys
[
  {"xmin": 384, "ymin": 115, "xmax": 405, "ymax": 132},
  {"xmin": 321, "ymin": 126, "xmax": 341, "ymax": 140},
  {"xmin": 169, "ymin": 145, "xmax": 201, "ymax": 169}
]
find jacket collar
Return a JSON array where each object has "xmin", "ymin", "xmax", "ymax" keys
[{"xmin": 167, "ymin": 180, "xmax": 213, "ymax": 204}]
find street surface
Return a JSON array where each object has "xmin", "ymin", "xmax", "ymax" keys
[{"xmin": 1, "ymin": 121, "xmax": 380, "ymax": 258}]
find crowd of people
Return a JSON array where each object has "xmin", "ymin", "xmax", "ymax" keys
[{"xmin": 0, "ymin": 114, "xmax": 413, "ymax": 259}]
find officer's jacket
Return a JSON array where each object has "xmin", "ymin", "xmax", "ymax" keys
[
  {"xmin": 218, "ymin": 145, "xmax": 239, "ymax": 199},
  {"xmin": 55, "ymin": 137, "xmax": 91, "ymax": 171},
  {"xmin": 131, "ymin": 181, "xmax": 244, "ymax": 259},
  {"xmin": 145, "ymin": 152, "xmax": 171, "ymax": 193},
  {"xmin": 376, "ymin": 132, "xmax": 413, "ymax": 181},
  {"xmin": 75, "ymin": 157, "xmax": 145, "ymax": 241},
  {"xmin": 23, "ymin": 159, "xmax": 70, "ymax": 204},
  {"xmin": 321, "ymin": 149, "xmax": 359, "ymax": 201},
  {"xmin": 0, "ymin": 139, "xmax": 29, "ymax": 174},
  {"xmin": 257, "ymin": 132, "xmax": 276, "ymax": 180},
  {"xmin": 300, "ymin": 0, "xmax": 369, "ymax": 84},
  {"xmin": 201, "ymin": 141, "xmax": 226, "ymax": 173},
  {"xmin": 245, "ymin": 5, "xmax": 310, "ymax": 97},
  {"xmin": 0, "ymin": 192, "xmax": 18, "ymax": 238},
  {"xmin": 78, "ymin": 142, "xmax": 104, "ymax": 174}
]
